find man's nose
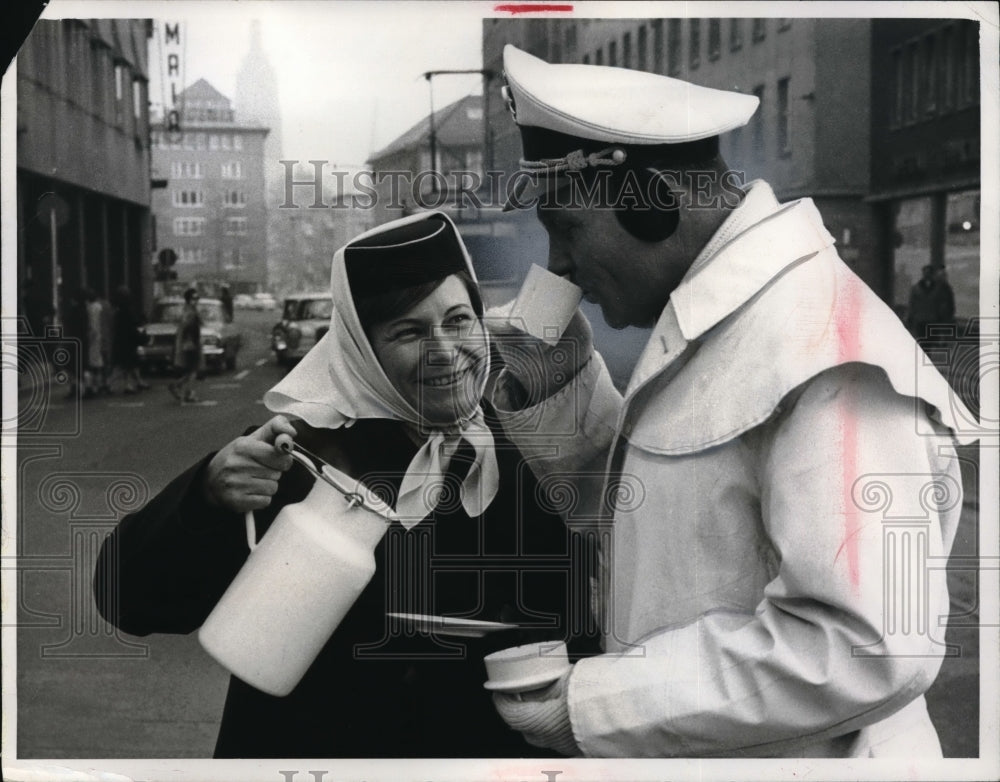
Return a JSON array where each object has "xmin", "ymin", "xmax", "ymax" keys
[{"xmin": 546, "ymin": 238, "xmax": 573, "ymax": 279}]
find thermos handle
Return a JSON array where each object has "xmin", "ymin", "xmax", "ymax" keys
[{"xmin": 243, "ymin": 433, "xmax": 296, "ymax": 552}]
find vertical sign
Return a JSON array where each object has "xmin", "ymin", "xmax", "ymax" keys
[{"xmin": 163, "ymin": 21, "xmax": 183, "ymax": 141}]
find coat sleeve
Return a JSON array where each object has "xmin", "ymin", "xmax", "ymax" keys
[
  {"xmin": 92, "ymin": 454, "xmax": 252, "ymax": 636},
  {"xmin": 565, "ymin": 364, "xmax": 961, "ymax": 757},
  {"xmin": 491, "ymin": 352, "xmax": 623, "ymax": 522}
]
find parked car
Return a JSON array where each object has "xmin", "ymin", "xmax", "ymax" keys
[
  {"xmin": 271, "ymin": 293, "xmax": 333, "ymax": 365},
  {"xmin": 233, "ymin": 293, "xmax": 255, "ymax": 310},
  {"xmin": 138, "ymin": 297, "xmax": 244, "ymax": 373},
  {"xmin": 252, "ymin": 292, "xmax": 278, "ymax": 311}
]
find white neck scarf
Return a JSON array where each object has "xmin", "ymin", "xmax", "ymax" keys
[{"xmin": 263, "ymin": 212, "xmax": 499, "ymax": 529}]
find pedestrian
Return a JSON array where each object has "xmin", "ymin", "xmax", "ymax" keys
[
  {"xmin": 93, "ymin": 212, "xmax": 595, "ymax": 758},
  {"xmin": 60, "ymin": 287, "xmax": 90, "ymax": 399},
  {"xmin": 110, "ymin": 285, "xmax": 150, "ymax": 394},
  {"xmin": 83, "ymin": 288, "xmax": 106, "ymax": 398},
  {"xmin": 908, "ymin": 264, "xmax": 956, "ymax": 341},
  {"xmin": 219, "ymin": 284, "xmax": 234, "ymax": 323},
  {"xmin": 168, "ymin": 287, "xmax": 202, "ymax": 403},
  {"xmin": 486, "ymin": 45, "xmax": 976, "ymax": 759}
]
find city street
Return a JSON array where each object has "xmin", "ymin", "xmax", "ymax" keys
[{"xmin": 13, "ymin": 308, "xmax": 983, "ymax": 759}]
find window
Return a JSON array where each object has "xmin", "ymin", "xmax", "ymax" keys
[
  {"xmin": 132, "ymin": 79, "xmax": 143, "ymax": 119},
  {"xmin": 177, "ymin": 248, "xmax": 206, "ymax": 265},
  {"xmin": 638, "ymin": 25, "xmax": 647, "ymax": 71},
  {"xmin": 962, "ymin": 22, "xmax": 978, "ymax": 106},
  {"xmin": 906, "ymin": 41, "xmax": 920, "ymax": 123},
  {"xmin": 940, "ymin": 26, "xmax": 955, "ymax": 112},
  {"xmin": 891, "ymin": 48, "xmax": 903, "ymax": 127},
  {"xmin": 170, "ymin": 161, "xmax": 205, "ymax": 179},
  {"xmin": 210, "ymin": 134, "xmax": 220, "ymax": 150},
  {"xmin": 221, "ymin": 161, "xmax": 243, "ymax": 179},
  {"xmin": 777, "ymin": 77, "xmax": 790, "ymax": 156},
  {"xmin": 196, "ymin": 133, "xmax": 206, "ymax": 150},
  {"xmin": 114, "ymin": 62, "xmax": 124, "ymax": 100},
  {"xmin": 752, "ymin": 19, "xmax": 766, "ymax": 43},
  {"xmin": 233, "ymin": 134, "xmax": 243, "ymax": 151},
  {"xmin": 583, "ymin": 53, "xmax": 590, "ymax": 65},
  {"xmin": 172, "ymin": 189, "xmax": 204, "ymax": 207},
  {"xmin": 565, "ymin": 25, "xmax": 577, "ymax": 57},
  {"xmin": 667, "ymin": 20, "xmax": 681, "ymax": 75},
  {"xmin": 708, "ymin": 19, "xmax": 721, "ymax": 60},
  {"xmin": 652, "ymin": 19, "xmax": 664, "ymax": 72},
  {"xmin": 623, "ymin": 32, "xmax": 632, "ymax": 68},
  {"xmin": 223, "ymin": 189, "xmax": 247, "ymax": 207},
  {"xmin": 225, "ymin": 217, "xmax": 248, "ymax": 235},
  {"xmin": 608, "ymin": 40, "xmax": 617, "ymax": 67},
  {"xmin": 595, "ymin": 47, "xmax": 603, "ymax": 66},
  {"xmin": 173, "ymin": 217, "xmax": 205, "ymax": 236},
  {"xmin": 730, "ymin": 19, "xmax": 743, "ymax": 51},
  {"xmin": 751, "ymin": 85, "xmax": 765, "ymax": 159},
  {"xmin": 689, "ymin": 19, "xmax": 701, "ymax": 69},
  {"xmin": 923, "ymin": 35, "xmax": 937, "ymax": 115},
  {"xmin": 221, "ymin": 134, "xmax": 231, "ymax": 150}
]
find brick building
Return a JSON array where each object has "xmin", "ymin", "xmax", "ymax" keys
[
  {"xmin": 16, "ymin": 19, "xmax": 153, "ymax": 330},
  {"xmin": 150, "ymin": 78, "xmax": 269, "ymax": 294}
]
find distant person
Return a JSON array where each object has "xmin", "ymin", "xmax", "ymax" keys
[
  {"xmin": 908, "ymin": 264, "xmax": 956, "ymax": 341},
  {"xmin": 110, "ymin": 286, "xmax": 150, "ymax": 394},
  {"xmin": 61, "ymin": 288, "xmax": 91, "ymax": 399},
  {"xmin": 220, "ymin": 285, "xmax": 234, "ymax": 323},
  {"xmin": 168, "ymin": 288, "xmax": 202, "ymax": 403},
  {"xmin": 84, "ymin": 288, "xmax": 109, "ymax": 397}
]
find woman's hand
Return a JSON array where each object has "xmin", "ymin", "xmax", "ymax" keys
[
  {"xmin": 203, "ymin": 416, "xmax": 298, "ymax": 512},
  {"xmin": 487, "ymin": 307, "xmax": 594, "ymax": 408}
]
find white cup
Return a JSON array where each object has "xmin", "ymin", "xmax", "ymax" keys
[
  {"xmin": 506, "ymin": 265, "xmax": 583, "ymax": 345},
  {"xmin": 483, "ymin": 641, "xmax": 571, "ymax": 694}
]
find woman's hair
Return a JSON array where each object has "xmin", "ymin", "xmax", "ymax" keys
[{"xmin": 354, "ymin": 270, "xmax": 483, "ymax": 339}]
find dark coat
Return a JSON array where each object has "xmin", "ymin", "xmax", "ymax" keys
[{"xmin": 94, "ymin": 411, "xmax": 597, "ymax": 758}]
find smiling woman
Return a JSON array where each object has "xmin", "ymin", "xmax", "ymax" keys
[{"xmin": 93, "ymin": 211, "xmax": 597, "ymax": 758}]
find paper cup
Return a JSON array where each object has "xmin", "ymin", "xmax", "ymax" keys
[
  {"xmin": 483, "ymin": 641, "xmax": 571, "ymax": 693},
  {"xmin": 506, "ymin": 265, "xmax": 583, "ymax": 345}
]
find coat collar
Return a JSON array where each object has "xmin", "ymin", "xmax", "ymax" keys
[{"xmin": 626, "ymin": 182, "xmax": 835, "ymax": 399}]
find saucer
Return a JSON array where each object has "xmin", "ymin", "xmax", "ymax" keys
[{"xmin": 482, "ymin": 666, "xmax": 571, "ymax": 692}]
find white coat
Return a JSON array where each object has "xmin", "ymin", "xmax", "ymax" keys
[{"xmin": 497, "ymin": 182, "xmax": 976, "ymax": 758}]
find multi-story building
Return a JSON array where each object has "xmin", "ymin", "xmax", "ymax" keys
[
  {"xmin": 16, "ymin": 19, "xmax": 153, "ymax": 330},
  {"xmin": 869, "ymin": 18, "xmax": 980, "ymax": 323},
  {"xmin": 367, "ymin": 94, "xmax": 487, "ymax": 226},
  {"xmin": 150, "ymin": 78, "xmax": 269, "ymax": 293}
]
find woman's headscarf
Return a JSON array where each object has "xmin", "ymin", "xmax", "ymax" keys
[{"xmin": 263, "ymin": 212, "xmax": 499, "ymax": 529}]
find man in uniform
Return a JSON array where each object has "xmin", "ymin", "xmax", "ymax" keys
[{"xmin": 488, "ymin": 45, "xmax": 976, "ymax": 758}]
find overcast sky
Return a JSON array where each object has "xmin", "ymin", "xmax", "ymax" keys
[{"xmin": 46, "ymin": 1, "xmax": 488, "ymax": 166}]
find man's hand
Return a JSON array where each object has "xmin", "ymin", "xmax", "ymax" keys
[
  {"xmin": 492, "ymin": 667, "xmax": 580, "ymax": 756},
  {"xmin": 487, "ymin": 308, "xmax": 594, "ymax": 408},
  {"xmin": 203, "ymin": 416, "xmax": 297, "ymax": 512}
]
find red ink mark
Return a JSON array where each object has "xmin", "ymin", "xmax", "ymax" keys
[
  {"xmin": 494, "ymin": 3, "xmax": 574, "ymax": 14},
  {"xmin": 835, "ymin": 274, "xmax": 863, "ymax": 591}
]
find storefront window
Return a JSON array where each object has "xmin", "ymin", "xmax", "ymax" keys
[
  {"xmin": 892, "ymin": 197, "xmax": 932, "ymax": 314},
  {"xmin": 944, "ymin": 189, "xmax": 979, "ymax": 322}
]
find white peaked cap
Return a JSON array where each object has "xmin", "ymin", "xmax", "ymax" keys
[{"xmin": 502, "ymin": 44, "xmax": 759, "ymax": 145}]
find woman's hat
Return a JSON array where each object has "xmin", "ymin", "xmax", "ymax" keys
[{"xmin": 345, "ymin": 214, "xmax": 468, "ymax": 299}]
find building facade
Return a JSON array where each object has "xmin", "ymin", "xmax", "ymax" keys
[
  {"xmin": 17, "ymin": 19, "xmax": 153, "ymax": 330},
  {"xmin": 150, "ymin": 78, "xmax": 269, "ymax": 294},
  {"xmin": 869, "ymin": 18, "xmax": 980, "ymax": 324},
  {"xmin": 367, "ymin": 94, "xmax": 487, "ymax": 225}
]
